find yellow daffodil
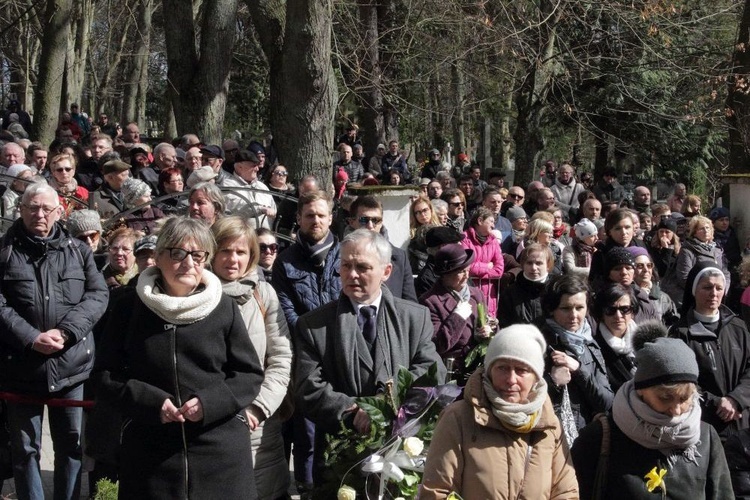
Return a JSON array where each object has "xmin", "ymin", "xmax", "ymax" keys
[
  {"xmin": 644, "ymin": 466, "xmax": 667, "ymax": 494},
  {"xmin": 447, "ymin": 492, "xmax": 464, "ymax": 500}
]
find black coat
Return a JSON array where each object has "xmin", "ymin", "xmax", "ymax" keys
[
  {"xmin": 93, "ymin": 288, "xmax": 264, "ymax": 499},
  {"xmin": 572, "ymin": 414, "xmax": 733, "ymax": 500},
  {"xmin": 539, "ymin": 320, "xmax": 614, "ymax": 430},
  {"xmin": 593, "ymin": 326, "xmax": 635, "ymax": 393},
  {"xmin": 670, "ymin": 306, "xmax": 750, "ymax": 436},
  {"xmin": 497, "ymin": 274, "xmax": 546, "ymax": 327},
  {"xmin": 0, "ymin": 220, "xmax": 108, "ymax": 394}
]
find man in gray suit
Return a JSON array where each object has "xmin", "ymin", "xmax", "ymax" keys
[{"xmin": 295, "ymin": 229, "xmax": 445, "ymax": 483}]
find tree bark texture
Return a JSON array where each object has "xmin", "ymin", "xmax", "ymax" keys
[
  {"xmin": 64, "ymin": 0, "xmax": 94, "ymax": 109},
  {"xmin": 121, "ymin": 0, "xmax": 152, "ymax": 126},
  {"xmin": 727, "ymin": 0, "xmax": 750, "ymax": 172},
  {"xmin": 33, "ymin": 0, "xmax": 73, "ymax": 144},
  {"xmin": 162, "ymin": 0, "xmax": 238, "ymax": 144},
  {"xmin": 357, "ymin": 0, "xmax": 386, "ymax": 159},
  {"xmin": 249, "ymin": 0, "xmax": 337, "ymax": 188}
]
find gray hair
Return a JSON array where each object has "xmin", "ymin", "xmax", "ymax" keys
[
  {"xmin": 3, "ymin": 142, "xmax": 23, "ymax": 155},
  {"xmin": 342, "ymin": 229, "xmax": 392, "ymax": 266},
  {"xmin": 431, "ymin": 199, "xmax": 448, "ymax": 213},
  {"xmin": 189, "ymin": 182, "xmax": 226, "ymax": 217},
  {"xmin": 153, "ymin": 142, "xmax": 175, "ymax": 157},
  {"xmin": 155, "ymin": 216, "xmax": 216, "ymax": 261},
  {"xmin": 22, "ymin": 182, "xmax": 57, "ymax": 205}
]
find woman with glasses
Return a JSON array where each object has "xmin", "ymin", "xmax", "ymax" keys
[
  {"xmin": 409, "ymin": 195, "xmax": 440, "ymax": 273},
  {"xmin": 94, "ymin": 216, "xmax": 264, "ymax": 499},
  {"xmin": 49, "ymin": 153, "xmax": 88, "ymax": 218},
  {"xmin": 103, "ymin": 227, "xmax": 140, "ymax": 289},
  {"xmin": 266, "ymin": 165, "xmax": 297, "ymax": 236},
  {"xmin": 256, "ymin": 228, "xmax": 278, "ymax": 283},
  {"xmin": 156, "ymin": 167, "xmax": 189, "ymax": 215},
  {"xmin": 461, "ymin": 207, "xmax": 504, "ymax": 317},
  {"xmin": 632, "ymin": 246, "xmax": 680, "ymax": 326},
  {"xmin": 211, "ymin": 216, "xmax": 292, "ymax": 499},
  {"xmin": 592, "ymin": 284, "xmax": 639, "ymax": 393}
]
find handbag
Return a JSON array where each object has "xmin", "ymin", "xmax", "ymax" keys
[{"xmin": 558, "ymin": 385, "xmax": 579, "ymax": 448}]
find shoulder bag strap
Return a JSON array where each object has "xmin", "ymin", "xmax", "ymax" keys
[{"xmin": 592, "ymin": 412, "xmax": 611, "ymax": 500}]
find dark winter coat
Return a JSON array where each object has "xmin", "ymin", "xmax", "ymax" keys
[
  {"xmin": 93, "ymin": 289, "xmax": 264, "ymax": 499},
  {"xmin": 419, "ymin": 281, "xmax": 485, "ymax": 378},
  {"xmin": 0, "ymin": 220, "xmax": 108, "ymax": 394},
  {"xmin": 589, "ymin": 238, "xmax": 646, "ymax": 293},
  {"xmin": 539, "ymin": 320, "xmax": 614, "ymax": 431},
  {"xmin": 670, "ymin": 306, "xmax": 750, "ymax": 436},
  {"xmin": 593, "ymin": 326, "xmax": 636, "ymax": 394},
  {"xmin": 593, "ymin": 179, "xmax": 625, "ymax": 205},
  {"xmin": 497, "ymin": 273, "xmax": 546, "ymax": 327},
  {"xmin": 571, "ymin": 414, "xmax": 733, "ymax": 500},
  {"xmin": 272, "ymin": 237, "xmax": 342, "ymax": 328}
]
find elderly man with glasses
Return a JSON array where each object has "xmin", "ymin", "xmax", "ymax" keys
[{"xmin": 0, "ymin": 182, "xmax": 107, "ymax": 500}]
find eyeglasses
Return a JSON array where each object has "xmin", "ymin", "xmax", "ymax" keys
[
  {"xmin": 357, "ymin": 216, "xmax": 383, "ymax": 226},
  {"xmin": 273, "ymin": 171, "xmax": 288, "ymax": 177},
  {"xmin": 604, "ymin": 305, "xmax": 634, "ymax": 316},
  {"xmin": 78, "ymin": 232, "xmax": 100, "ymax": 242},
  {"xmin": 166, "ymin": 247, "xmax": 209, "ymax": 264},
  {"xmin": 55, "ymin": 167, "xmax": 73, "ymax": 173},
  {"xmin": 414, "ymin": 208, "xmax": 431, "ymax": 216},
  {"xmin": 509, "ymin": 193, "xmax": 524, "ymax": 200},
  {"xmin": 259, "ymin": 243, "xmax": 278, "ymax": 253},
  {"xmin": 22, "ymin": 204, "xmax": 59, "ymax": 216},
  {"xmin": 109, "ymin": 246, "xmax": 133, "ymax": 255},
  {"xmin": 448, "ymin": 202, "xmax": 465, "ymax": 207},
  {"xmin": 635, "ymin": 263, "xmax": 654, "ymax": 270}
]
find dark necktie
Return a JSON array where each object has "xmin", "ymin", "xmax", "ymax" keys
[{"xmin": 358, "ymin": 305, "xmax": 377, "ymax": 344}]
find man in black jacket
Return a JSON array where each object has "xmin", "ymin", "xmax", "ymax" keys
[{"xmin": 0, "ymin": 183, "xmax": 108, "ymax": 499}]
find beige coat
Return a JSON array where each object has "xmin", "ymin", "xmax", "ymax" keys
[{"xmin": 421, "ymin": 370, "xmax": 579, "ymax": 499}]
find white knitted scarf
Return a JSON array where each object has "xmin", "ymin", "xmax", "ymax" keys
[{"xmin": 136, "ymin": 266, "xmax": 222, "ymax": 325}]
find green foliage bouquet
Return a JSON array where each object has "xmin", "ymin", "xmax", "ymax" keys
[{"xmin": 322, "ymin": 363, "xmax": 461, "ymax": 499}]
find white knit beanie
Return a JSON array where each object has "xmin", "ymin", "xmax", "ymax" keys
[{"xmin": 484, "ymin": 324, "xmax": 547, "ymax": 380}]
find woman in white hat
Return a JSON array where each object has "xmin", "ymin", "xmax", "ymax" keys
[{"xmin": 421, "ymin": 324, "xmax": 579, "ymax": 499}]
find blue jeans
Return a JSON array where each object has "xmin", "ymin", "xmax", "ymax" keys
[{"xmin": 6, "ymin": 384, "xmax": 83, "ymax": 500}]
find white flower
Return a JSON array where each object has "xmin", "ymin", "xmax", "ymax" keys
[
  {"xmin": 337, "ymin": 485, "xmax": 357, "ymax": 500},
  {"xmin": 403, "ymin": 437, "xmax": 424, "ymax": 458}
]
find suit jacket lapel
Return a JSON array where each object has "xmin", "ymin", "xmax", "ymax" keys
[{"xmin": 334, "ymin": 298, "xmax": 368, "ymax": 395}]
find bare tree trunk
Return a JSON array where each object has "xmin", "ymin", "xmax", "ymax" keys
[
  {"xmin": 120, "ymin": 0, "xmax": 152, "ymax": 125},
  {"xmin": 727, "ymin": 0, "xmax": 750, "ymax": 172},
  {"xmin": 62, "ymin": 0, "xmax": 93, "ymax": 111},
  {"xmin": 452, "ymin": 61, "xmax": 466, "ymax": 154},
  {"xmin": 162, "ymin": 0, "xmax": 237, "ymax": 144},
  {"xmin": 96, "ymin": 2, "xmax": 135, "ymax": 116},
  {"xmin": 357, "ymin": 0, "xmax": 385, "ymax": 159},
  {"xmin": 249, "ymin": 0, "xmax": 337, "ymax": 188},
  {"xmin": 33, "ymin": 0, "xmax": 73, "ymax": 144}
]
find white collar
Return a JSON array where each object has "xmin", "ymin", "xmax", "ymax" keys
[{"xmin": 349, "ymin": 291, "xmax": 383, "ymax": 315}]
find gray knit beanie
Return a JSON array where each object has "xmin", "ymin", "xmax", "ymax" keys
[
  {"xmin": 121, "ymin": 178, "xmax": 152, "ymax": 209},
  {"xmin": 633, "ymin": 321, "xmax": 699, "ymax": 389},
  {"xmin": 484, "ymin": 324, "xmax": 546, "ymax": 381},
  {"xmin": 66, "ymin": 209, "xmax": 102, "ymax": 237},
  {"xmin": 506, "ymin": 205, "xmax": 528, "ymax": 223}
]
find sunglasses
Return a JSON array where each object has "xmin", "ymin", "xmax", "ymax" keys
[
  {"xmin": 509, "ymin": 193, "xmax": 524, "ymax": 200},
  {"xmin": 449, "ymin": 202, "xmax": 465, "ymax": 207},
  {"xmin": 259, "ymin": 243, "xmax": 278, "ymax": 253},
  {"xmin": 358, "ymin": 216, "xmax": 383, "ymax": 225},
  {"xmin": 273, "ymin": 171, "xmax": 288, "ymax": 177},
  {"xmin": 635, "ymin": 263, "xmax": 654, "ymax": 270},
  {"xmin": 55, "ymin": 167, "xmax": 73, "ymax": 173},
  {"xmin": 604, "ymin": 305, "xmax": 634, "ymax": 316},
  {"xmin": 414, "ymin": 208, "xmax": 431, "ymax": 216}
]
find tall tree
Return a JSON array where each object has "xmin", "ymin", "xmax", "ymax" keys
[
  {"xmin": 728, "ymin": 0, "xmax": 750, "ymax": 172},
  {"xmin": 33, "ymin": 0, "xmax": 73, "ymax": 144},
  {"xmin": 162, "ymin": 0, "xmax": 238, "ymax": 143},
  {"xmin": 248, "ymin": 0, "xmax": 337, "ymax": 186}
]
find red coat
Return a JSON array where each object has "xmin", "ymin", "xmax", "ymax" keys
[{"xmin": 461, "ymin": 227, "xmax": 504, "ymax": 317}]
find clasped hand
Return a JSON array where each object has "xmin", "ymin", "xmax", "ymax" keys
[{"xmin": 161, "ymin": 398, "xmax": 204, "ymax": 424}]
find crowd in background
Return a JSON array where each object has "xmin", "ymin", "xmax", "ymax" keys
[{"xmin": 0, "ymin": 106, "xmax": 749, "ymax": 499}]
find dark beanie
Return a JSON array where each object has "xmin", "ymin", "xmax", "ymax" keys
[
  {"xmin": 604, "ymin": 247, "xmax": 635, "ymax": 275},
  {"xmin": 633, "ymin": 321, "xmax": 699, "ymax": 389}
]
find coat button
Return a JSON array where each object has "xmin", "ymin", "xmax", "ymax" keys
[
  {"xmin": 50, "ymin": 385, "xmax": 55, "ymax": 390},
  {"xmin": 45, "ymin": 296, "xmax": 49, "ymax": 301}
]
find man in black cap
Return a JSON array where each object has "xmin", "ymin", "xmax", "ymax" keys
[
  {"xmin": 200, "ymin": 144, "xmax": 229, "ymax": 184},
  {"xmin": 90, "ymin": 159, "xmax": 132, "ymax": 219},
  {"xmin": 415, "ymin": 226, "xmax": 464, "ymax": 296},
  {"xmin": 420, "ymin": 149, "xmax": 442, "ymax": 180}
]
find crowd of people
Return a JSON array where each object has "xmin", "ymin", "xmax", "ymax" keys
[{"xmin": 0, "ymin": 107, "xmax": 749, "ymax": 499}]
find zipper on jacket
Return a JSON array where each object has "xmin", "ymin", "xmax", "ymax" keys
[
  {"xmin": 169, "ymin": 324, "xmax": 190, "ymax": 499},
  {"xmin": 705, "ymin": 343, "xmax": 717, "ymax": 371}
]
